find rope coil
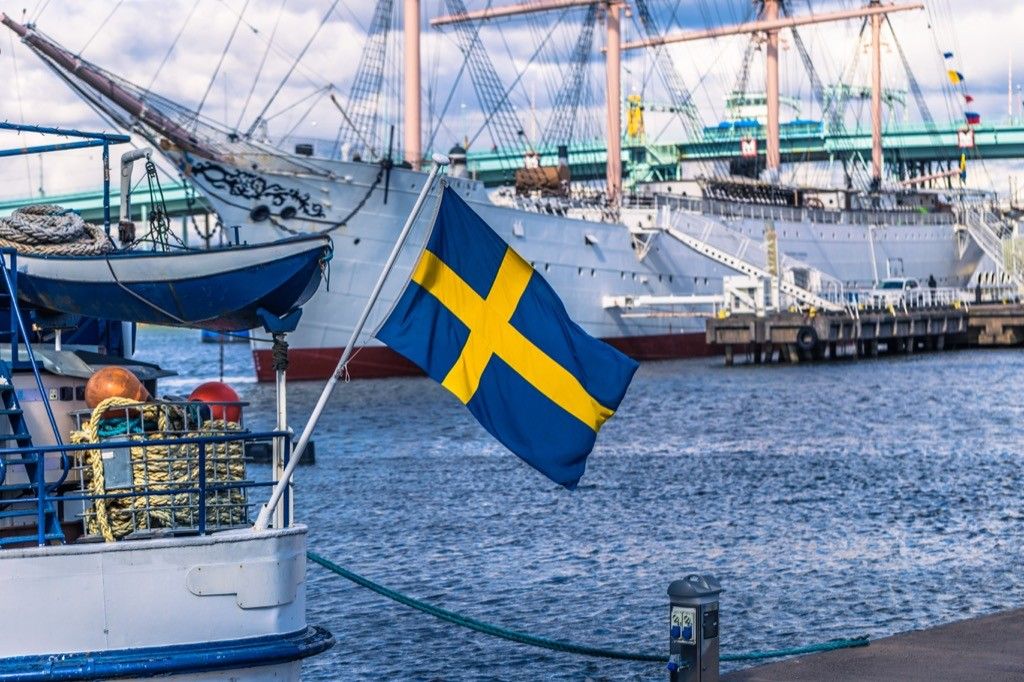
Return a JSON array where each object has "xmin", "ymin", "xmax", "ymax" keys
[
  {"xmin": 0, "ymin": 205, "xmax": 115, "ymax": 255},
  {"xmin": 271, "ymin": 333, "xmax": 289, "ymax": 372},
  {"xmin": 71, "ymin": 397, "xmax": 248, "ymax": 541}
]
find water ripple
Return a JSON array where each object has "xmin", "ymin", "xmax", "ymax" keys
[{"xmin": 136, "ymin": 328, "xmax": 1024, "ymax": 680}]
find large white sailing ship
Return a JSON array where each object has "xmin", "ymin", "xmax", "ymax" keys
[{"xmin": 2, "ymin": 1, "xmax": 998, "ymax": 380}]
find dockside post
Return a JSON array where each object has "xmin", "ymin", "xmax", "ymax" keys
[{"xmin": 668, "ymin": 575, "xmax": 721, "ymax": 681}]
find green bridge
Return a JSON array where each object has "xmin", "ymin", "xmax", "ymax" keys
[
  {"xmin": 464, "ymin": 120, "xmax": 1024, "ymax": 186},
  {"xmin": 1, "ymin": 119, "xmax": 1020, "ymax": 221},
  {"xmin": 0, "ymin": 180, "xmax": 211, "ymax": 223}
]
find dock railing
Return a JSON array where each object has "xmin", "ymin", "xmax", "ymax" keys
[{"xmin": 818, "ymin": 284, "xmax": 1020, "ymax": 313}]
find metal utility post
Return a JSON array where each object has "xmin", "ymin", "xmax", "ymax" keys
[
  {"xmin": 272, "ymin": 333, "xmax": 290, "ymax": 529},
  {"xmin": 667, "ymin": 575, "xmax": 722, "ymax": 682},
  {"xmin": 253, "ymin": 154, "xmax": 450, "ymax": 532},
  {"xmin": 102, "ymin": 142, "xmax": 111, "ymax": 235}
]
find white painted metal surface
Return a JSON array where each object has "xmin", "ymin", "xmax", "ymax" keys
[
  {"xmin": 0, "ymin": 526, "xmax": 308, "ymax": 658},
  {"xmin": 164, "ymin": 154, "xmax": 984, "ymax": 361}
]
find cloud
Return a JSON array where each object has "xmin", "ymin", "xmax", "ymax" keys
[{"xmin": 0, "ymin": 0, "xmax": 1017, "ymax": 198}]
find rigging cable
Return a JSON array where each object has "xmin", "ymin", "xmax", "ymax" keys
[
  {"xmin": 245, "ymin": 0, "xmax": 344, "ymax": 138},
  {"xmin": 144, "ymin": 0, "xmax": 202, "ymax": 98},
  {"xmin": 280, "ymin": 86, "xmax": 332, "ymax": 144},
  {"xmin": 462, "ymin": 6, "xmax": 574, "ymax": 151},
  {"xmin": 235, "ymin": 0, "xmax": 288, "ymax": 133},
  {"xmin": 31, "ymin": 0, "xmax": 52, "ymax": 23},
  {"xmin": 6, "ymin": 30, "xmax": 35, "ymax": 198},
  {"xmin": 76, "ymin": 0, "xmax": 123, "ymax": 58},
  {"xmin": 195, "ymin": 0, "xmax": 253, "ymax": 120}
]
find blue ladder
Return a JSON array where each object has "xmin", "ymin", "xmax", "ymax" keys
[
  {"xmin": 0, "ymin": 252, "xmax": 66, "ymax": 547},
  {"xmin": 0, "ymin": 359, "xmax": 64, "ymax": 546}
]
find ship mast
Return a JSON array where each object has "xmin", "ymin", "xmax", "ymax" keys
[
  {"xmin": 621, "ymin": 1, "xmax": 923, "ymax": 189},
  {"xmin": 0, "ymin": 13, "xmax": 217, "ymax": 160},
  {"xmin": 432, "ymin": 0, "xmax": 619, "ymax": 198},
  {"xmin": 869, "ymin": 0, "xmax": 884, "ymax": 189},
  {"xmin": 405, "ymin": 0, "xmax": 422, "ymax": 170},
  {"xmin": 764, "ymin": 0, "xmax": 781, "ymax": 179},
  {"xmin": 605, "ymin": 2, "xmax": 623, "ymax": 200}
]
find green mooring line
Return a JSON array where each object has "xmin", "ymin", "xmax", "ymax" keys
[{"xmin": 306, "ymin": 551, "xmax": 869, "ymax": 664}]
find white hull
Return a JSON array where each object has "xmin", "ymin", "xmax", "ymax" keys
[
  {"xmin": 176, "ymin": 156, "xmax": 984, "ymax": 379},
  {"xmin": 0, "ymin": 525, "xmax": 331, "ymax": 678}
]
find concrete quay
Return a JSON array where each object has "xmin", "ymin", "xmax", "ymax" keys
[{"xmin": 724, "ymin": 607, "xmax": 1024, "ymax": 681}]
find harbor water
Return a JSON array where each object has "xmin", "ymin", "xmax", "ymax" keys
[{"xmin": 138, "ymin": 327, "xmax": 1024, "ymax": 680}]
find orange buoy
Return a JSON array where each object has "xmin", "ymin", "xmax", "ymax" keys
[
  {"xmin": 188, "ymin": 381, "xmax": 242, "ymax": 423},
  {"xmin": 84, "ymin": 366, "xmax": 150, "ymax": 409}
]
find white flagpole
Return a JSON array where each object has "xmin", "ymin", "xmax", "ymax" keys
[{"xmin": 254, "ymin": 153, "xmax": 449, "ymax": 532}]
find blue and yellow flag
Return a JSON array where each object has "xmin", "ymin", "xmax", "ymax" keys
[{"xmin": 376, "ymin": 186, "xmax": 638, "ymax": 489}]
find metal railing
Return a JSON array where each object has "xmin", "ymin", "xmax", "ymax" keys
[
  {"xmin": 0, "ymin": 428, "xmax": 291, "ymax": 546},
  {"xmin": 819, "ymin": 284, "xmax": 1020, "ymax": 312},
  {"xmin": 649, "ymin": 193, "xmax": 958, "ymax": 227}
]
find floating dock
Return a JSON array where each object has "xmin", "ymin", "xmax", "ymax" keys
[
  {"xmin": 705, "ymin": 303, "xmax": 1024, "ymax": 365},
  {"xmin": 724, "ymin": 607, "xmax": 1024, "ymax": 681}
]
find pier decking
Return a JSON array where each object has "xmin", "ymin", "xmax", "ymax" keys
[
  {"xmin": 706, "ymin": 303, "xmax": 1024, "ymax": 365},
  {"xmin": 724, "ymin": 607, "xmax": 1024, "ymax": 681}
]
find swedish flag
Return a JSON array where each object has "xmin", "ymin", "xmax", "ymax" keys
[{"xmin": 376, "ymin": 186, "xmax": 638, "ymax": 489}]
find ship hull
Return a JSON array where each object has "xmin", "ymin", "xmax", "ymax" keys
[
  {"xmin": 252, "ymin": 330, "xmax": 715, "ymax": 381},
  {"xmin": 178, "ymin": 156, "xmax": 983, "ymax": 381},
  {"xmin": 0, "ymin": 525, "xmax": 333, "ymax": 680}
]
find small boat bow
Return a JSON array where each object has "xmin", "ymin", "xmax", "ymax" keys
[{"xmin": 14, "ymin": 234, "xmax": 332, "ymax": 331}]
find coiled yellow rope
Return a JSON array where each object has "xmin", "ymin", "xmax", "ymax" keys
[{"xmin": 71, "ymin": 397, "xmax": 247, "ymax": 542}]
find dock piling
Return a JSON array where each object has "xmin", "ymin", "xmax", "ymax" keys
[{"xmin": 706, "ymin": 302, "xmax": 1024, "ymax": 366}]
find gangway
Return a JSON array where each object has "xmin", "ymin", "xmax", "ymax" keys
[
  {"xmin": 960, "ymin": 207, "xmax": 1024, "ymax": 290},
  {"xmin": 652, "ymin": 211, "xmax": 847, "ymax": 312}
]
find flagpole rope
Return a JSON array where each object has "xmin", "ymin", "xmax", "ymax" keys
[{"xmin": 306, "ymin": 550, "xmax": 870, "ymax": 664}]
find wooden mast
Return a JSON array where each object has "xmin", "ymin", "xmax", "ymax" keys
[
  {"xmin": 764, "ymin": 0, "xmax": 781, "ymax": 179},
  {"xmin": 870, "ymin": 0, "xmax": 884, "ymax": 189},
  {"xmin": 605, "ymin": 1, "xmax": 622, "ymax": 201},
  {"xmin": 404, "ymin": 0, "xmax": 422, "ymax": 170},
  {"xmin": 0, "ymin": 13, "xmax": 218, "ymax": 160}
]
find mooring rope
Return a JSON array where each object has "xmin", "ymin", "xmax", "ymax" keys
[
  {"xmin": 306, "ymin": 550, "xmax": 870, "ymax": 664},
  {"xmin": 0, "ymin": 204, "xmax": 115, "ymax": 255}
]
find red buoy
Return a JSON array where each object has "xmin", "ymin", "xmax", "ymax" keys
[{"xmin": 188, "ymin": 381, "xmax": 242, "ymax": 423}]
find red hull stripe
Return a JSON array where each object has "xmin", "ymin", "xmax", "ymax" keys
[{"xmin": 252, "ymin": 332, "xmax": 715, "ymax": 382}]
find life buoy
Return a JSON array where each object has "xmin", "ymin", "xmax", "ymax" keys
[{"xmin": 796, "ymin": 326, "xmax": 818, "ymax": 352}]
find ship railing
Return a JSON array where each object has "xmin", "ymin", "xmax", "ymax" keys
[
  {"xmin": 837, "ymin": 285, "xmax": 1020, "ymax": 312},
  {"xmin": 652, "ymin": 194, "xmax": 957, "ymax": 227},
  {"xmin": 0, "ymin": 429, "xmax": 292, "ymax": 547}
]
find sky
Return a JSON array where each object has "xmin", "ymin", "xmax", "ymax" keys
[{"xmin": 0, "ymin": 0, "xmax": 1023, "ymax": 199}]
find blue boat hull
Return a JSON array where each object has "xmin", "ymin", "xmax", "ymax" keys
[
  {"xmin": 14, "ymin": 236, "xmax": 330, "ymax": 332},
  {"xmin": 0, "ymin": 625, "xmax": 334, "ymax": 681}
]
